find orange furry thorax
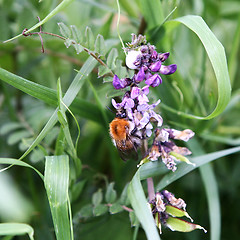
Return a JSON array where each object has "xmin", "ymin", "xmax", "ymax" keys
[{"xmin": 109, "ymin": 118, "xmax": 130, "ymax": 141}]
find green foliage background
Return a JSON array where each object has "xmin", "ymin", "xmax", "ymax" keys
[{"xmin": 0, "ymin": 0, "xmax": 240, "ymax": 240}]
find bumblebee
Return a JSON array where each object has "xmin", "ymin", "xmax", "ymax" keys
[{"xmin": 109, "ymin": 113, "xmax": 142, "ymax": 161}]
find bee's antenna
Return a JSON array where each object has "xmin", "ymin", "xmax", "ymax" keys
[{"xmin": 106, "ymin": 106, "xmax": 114, "ymax": 113}]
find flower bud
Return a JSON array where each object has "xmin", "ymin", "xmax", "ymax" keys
[
  {"xmin": 125, "ymin": 50, "xmax": 142, "ymax": 69},
  {"xmin": 145, "ymin": 74, "xmax": 162, "ymax": 87}
]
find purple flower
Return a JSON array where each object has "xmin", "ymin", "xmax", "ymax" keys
[
  {"xmin": 135, "ymin": 67, "xmax": 145, "ymax": 82},
  {"xmin": 159, "ymin": 64, "xmax": 177, "ymax": 75},
  {"xmin": 147, "ymin": 128, "xmax": 195, "ymax": 171},
  {"xmin": 148, "ymin": 190, "xmax": 207, "ymax": 234},
  {"xmin": 149, "ymin": 61, "xmax": 162, "ymax": 72},
  {"xmin": 131, "ymin": 86, "xmax": 149, "ymax": 105},
  {"xmin": 112, "ymin": 75, "xmax": 129, "ymax": 89},
  {"xmin": 145, "ymin": 74, "xmax": 162, "ymax": 87},
  {"xmin": 158, "ymin": 52, "xmax": 169, "ymax": 62}
]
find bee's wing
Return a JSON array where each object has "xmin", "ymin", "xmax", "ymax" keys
[
  {"xmin": 117, "ymin": 147, "xmax": 138, "ymax": 161},
  {"xmin": 115, "ymin": 138, "xmax": 139, "ymax": 161}
]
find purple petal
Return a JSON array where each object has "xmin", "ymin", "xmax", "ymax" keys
[
  {"xmin": 159, "ymin": 64, "xmax": 177, "ymax": 75},
  {"xmin": 138, "ymin": 94, "xmax": 149, "ymax": 105},
  {"xmin": 131, "ymin": 87, "xmax": 140, "ymax": 99},
  {"xmin": 111, "ymin": 99, "xmax": 120, "ymax": 109},
  {"xmin": 149, "ymin": 61, "xmax": 162, "ymax": 72},
  {"xmin": 138, "ymin": 112, "xmax": 150, "ymax": 129},
  {"xmin": 146, "ymin": 123, "xmax": 153, "ymax": 137},
  {"xmin": 145, "ymin": 72, "xmax": 153, "ymax": 80},
  {"xmin": 137, "ymin": 104, "xmax": 149, "ymax": 112},
  {"xmin": 112, "ymin": 75, "xmax": 127, "ymax": 89},
  {"xmin": 142, "ymin": 85, "xmax": 149, "ymax": 95},
  {"xmin": 135, "ymin": 67, "xmax": 145, "ymax": 82},
  {"xmin": 149, "ymin": 111, "xmax": 163, "ymax": 127},
  {"xmin": 153, "ymin": 100, "xmax": 161, "ymax": 109},
  {"xmin": 124, "ymin": 98, "xmax": 135, "ymax": 109},
  {"xmin": 158, "ymin": 52, "xmax": 169, "ymax": 62},
  {"xmin": 145, "ymin": 74, "xmax": 162, "ymax": 87},
  {"xmin": 151, "ymin": 50, "xmax": 158, "ymax": 59}
]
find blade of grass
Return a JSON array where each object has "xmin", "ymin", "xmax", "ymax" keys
[
  {"xmin": 0, "ymin": 67, "xmax": 102, "ymax": 123},
  {"xmin": 138, "ymin": 0, "xmax": 164, "ymax": 29},
  {"xmin": 128, "ymin": 170, "xmax": 160, "ymax": 240},
  {"xmin": 44, "ymin": 155, "xmax": 71, "ymax": 240},
  {"xmin": 199, "ymin": 164, "xmax": 220, "ymax": 240},
  {"xmin": 162, "ymin": 15, "xmax": 231, "ymax": 120},
  {"xmin": 188, "ymin": 139, "xmax": 221, "ymax": 240},
  {"xmin": 0, "ymin": 223, "xmax": 34, "ymax": 240},
  {"xmin": 155, "ymin": 145, "xmax": 240, "ymax": 189},
  {"xmin": 0, "ymin": 158, "xmax": 43, "ymax": 180},
  {"xmin": 18, "ymin": 56, "xmax": 97, "ymax": 161}
]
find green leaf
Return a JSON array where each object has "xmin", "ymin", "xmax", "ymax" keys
[
  {"xmin": 115, "ymin": 59, "xmax": 128, "ymax": 79},
  {"xmin": 94, "ymin": 34, "xmax": 106, "ymax": 56},
  {"xmin": 199, "ymin": 164, "xmax": 220, "ymax": 240},
  {"xmin": 0, "ymin": 158, "xmax": 43, "ymax": 180},
  {"xmin": 128, "ymin": 170, "xmax": 161, "ymax": 240},
  {"xmin": 73, "ymin": 43, "xmax": 84, "ymax": 54},
  {"xmin": 0, "ymin": 67, "xmax": 102, "ymax": 123},
  {"xmin": 79, "ymin": 204, "xmax": 93, "ymax": 218},
  {"xmin": 155, "ymin": 145, "xmax": 240, "ymax": 190},
  {"xmin": 98, "ymin": 65, "xmax": 111, "ymax": 77},
  {"xmin": 0, "ymin": 223, "xmax": 34, "ymax": 240},
  {"xmin": 105, "ymin": 182, "xmax": 117, "ymax": 204},
  {"xmin": 44, "ymin": 155, "xmax": 71, "ymax": 240},
  {"xmin": 162, "ymin": 15, "xmax": 231, "ymax": 120},
  {"xmin": 92, "ymin": 189, "xmax": 103, "ymax": 206},
  {"xmin": 107, "ymin": 48, "xmax": 118, "ymax": 70},
  {"xmin": 129, "ymin": 211, "xmax": 139, "ymax": 227},
  {"xmin": 58, "ymin": 22, "xmax": 71, "ymax": 38},
  {"xmin": 93, "ymin": 204, "xmax": 108, "ymax": 216},
  {"xmin": 0, "ymin": 122, "xmax": 23, "ymax": 135},
  {"xmin": 7, "ymin": 130, "xmax": 31, "ymax": 145},
  {"xmin": 165, "ymin": 205, "xmax": 193, "ymax": 222},
  {"xmin": 166, "ymin": 217, "xmax": 207, "ymax": 233},
  {"xmin": 64, "ymin": 38, "xmax": 74, "ymax": 48},
  {"xmin": 70, "ymin": 25, "xmax": 82, "ymax": 43},
  {"xmin": 138, "ymin": 0, "xmax": 164, "ymax": 29},
  {"xmin": 71, "ymin": 180, "xmax": 86, "ymax": 202},
  {"xmin": 109, "ymin": 203, "xmax": 123, "ymax": 214},
  {"xmin": 85, "ymin": 26, "xmax": 94, "ymax": 50},
  {"xmin": 119, "ymin": 183, "xmax": 130, "ymax": 205}
]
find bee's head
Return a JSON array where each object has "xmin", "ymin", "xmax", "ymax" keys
[{"xmin": 116, "ymin": 110, "xmax": 127, "ymax": 119}]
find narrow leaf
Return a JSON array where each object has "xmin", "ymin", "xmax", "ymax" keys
[
  {"xmin": 94, "ymin": 34, "xmax": 106, "ymax": 56},
  {"xmin": 128, "ymin": 170, "xmax": 161, "ymax": 240},
  {"xmin": 92, "ymin": 189, "xmax": 103, "ymax": 206},
  {"xmin": 166, "ymin": 217, "xmax": 207, "ymax": 233},
  {"xmin": 70, "ymin": 25, "xmax": 82, "ymax": 43},
  {"xmin": 138, "ymin": 0, "xmax": 164, "ymax": 29},
  {"xmin": 0, "ymin": 223, "xmax": 34, "ymax": 240},
  {"xmin": 107, "ymin": 48, "xmax": 118, "ymax": 69},
  {"xmin": 155, "ymin": 146, "xmax": 240, "ymax": 190},
  {"xmin": 85, "ymin": 26, "xmax": 94, "ymax": 50},
  {"xmin": 44, "ymin": 155, "xmax": 71, "ymax": 240},
  {"xmin": 93, "ymin": 204, "xmax": 108, "ymax": 216},
  {"xmin": 163, "ymin": 15, "xmax": 231, "ymax": 120},
  {"xmin": 58, "ymin": 22, "xmax": 71, "ymax": 38},
  {"xmin": 105, "ymin": 182, "xmax": 117, "ymax": 204},
  {"xmin": 109, "ymin": 203, "xmax": 123, "ymax": 214},
  {"xmin": 0, "ymin": 158, "xmax": 43, "ymax": 179}
]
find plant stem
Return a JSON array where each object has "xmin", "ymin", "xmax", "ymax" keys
[{"xmin": 147, "ymin": 177, "xmax": 155, "ymax": 202}]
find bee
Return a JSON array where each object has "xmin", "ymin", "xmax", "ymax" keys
[{"xmin": 109, "ymin": 111, "xmax": 142, "ymax": 161}]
